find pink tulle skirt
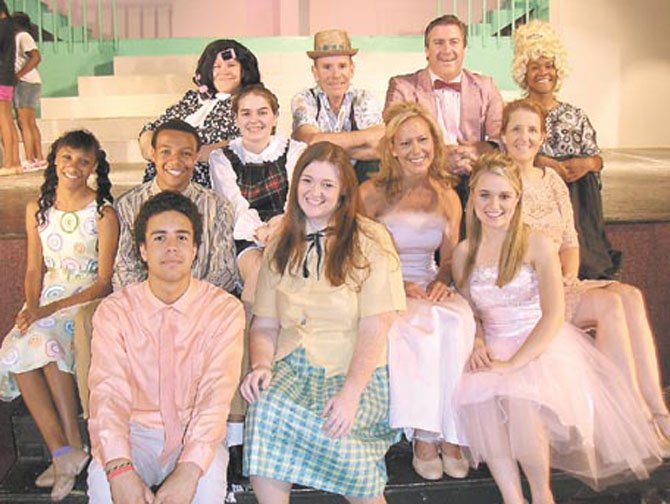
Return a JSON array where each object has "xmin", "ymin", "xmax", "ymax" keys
[{"xmin": 454, "ymin": 322, "xmax": 662, "ymax": 490}]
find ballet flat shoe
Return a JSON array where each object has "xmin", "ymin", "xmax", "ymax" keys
[
  {"xmin": 50, "ymin": 449, "xmax": 90, "ymax": 502},
  {"xmin": 412, "ymin": 452, "xmax": 443, "ymax": 480},
  {"xmin": 35, "ymin": 464, "xmax": 55, "ymax": 488},
  {"xmin": 442, "ymin": 453, "xmax": 470, "ymax": 479}
]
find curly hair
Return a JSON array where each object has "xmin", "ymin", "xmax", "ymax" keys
[
  {"xmin": 193, "ymin": 39, "xmax": 262, "ymax": 98},
  {"xmin": 36, "ymin": 130, "xmax": 113, "ymax": 225},
  {"xmin": 512, "ymin": 20, "xmax": 569, "ymax": 92},
  {"xmin": 376, "ymin": 102, "xmax": 458, "ymax": 203}
]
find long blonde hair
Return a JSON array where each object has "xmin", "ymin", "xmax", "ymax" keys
[
  {"xmin": 460, "ymin": 152, "xmax": 528, "ymax": 288},
  {"xmin": 376, "ymin": 102, "xmax": 458, "ymax": 203}
]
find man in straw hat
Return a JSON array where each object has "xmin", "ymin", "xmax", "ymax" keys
[{"xmin": 291, "ymin": 29, "xmax": 383, "ymax": 182}]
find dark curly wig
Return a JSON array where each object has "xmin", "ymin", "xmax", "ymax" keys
[
  {"xmin": 36, "ymin": 130, "xmax": 113, "ymax": 225},
  {"xmin": 193, "ymin": 39, "xmax": 262, "ymax": 98}
]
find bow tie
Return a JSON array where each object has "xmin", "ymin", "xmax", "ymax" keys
[
  {"xmin": 303, "ymin": 229, "xmax": 329, "ymax": 279},
  {"xmin": 433, "ymin": 80, "xmax": 461, "ymax": 92}
]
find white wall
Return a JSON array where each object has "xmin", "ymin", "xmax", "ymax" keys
[{"xmin": 550, "ymin": 0, "xmax": 670, "ymax": 148}]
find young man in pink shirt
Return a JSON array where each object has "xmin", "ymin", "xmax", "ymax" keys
[{"xmin": 87, "ymin": 191, "xmax": 244, "ymax": 503}]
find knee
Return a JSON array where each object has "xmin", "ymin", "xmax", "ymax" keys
[
  {"xmin": 593, "ymin": 290, "xmax": 626, "ymax": 322},
  {"xmin": 613, "ymin": 283, "xmax": 645, "ymax": 309}
]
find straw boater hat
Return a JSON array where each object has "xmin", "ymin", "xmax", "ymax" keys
[{"xmin": 307, "ymin": 29, "xmax": 359, "ymax": 59}]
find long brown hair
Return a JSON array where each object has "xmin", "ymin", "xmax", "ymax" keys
[
  {"xmin": 377, "ymin": 102, "xmax": 457, "ymax": 203},
  {"xmin": 271, "ymin": 142, "xmax": 369, "ymax": 286},
  {"xmin": 460, "ymin": 152, "xmax": 528, "ymax": 288}
]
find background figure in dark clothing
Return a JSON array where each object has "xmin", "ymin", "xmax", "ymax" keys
[{"xmin": 0, "ymin": 0, "xmax": 19, "ymax": 173}]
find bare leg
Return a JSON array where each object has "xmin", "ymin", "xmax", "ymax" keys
[
  {"xmin": 572, "ymin": 288, "xmax": 651, "ymax": 418},
  {"xmin": 16, "ymin": 108, "xmax": 38, "ymax": 161},
  {"xmin": 14, "ymin": 368, "xmax": 68, "ymax": 452},
  {"xmin": 42, "ymin": 363, "xmax": 83, "ymax": 449},
  {"xmin": 487, "ymin": 458, "xmax": 525, "ymax": 504},
  {"xmin": 606, "ymin": 283, "xmax": 669, "ymax": 421},
  {"xmin": 249, "ymin": 476, "xmax": 291, "ymax": 504},
  {"xmin": 517, "ymin": 431, "xmax": 554, "ymax": 504},
  {"xmin": 238, "ymin": 249, "xmax": 263, "ymax": 305},
  {"xmin": 0, "ymin": 101, "xmax": 19, "ymax": 168}
]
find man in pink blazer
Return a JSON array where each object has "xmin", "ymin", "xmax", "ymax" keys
[{"xmin": 385, "ymin": 14, "xmax": 503, "ymax": 206}]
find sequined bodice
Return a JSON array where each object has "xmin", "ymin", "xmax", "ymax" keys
[
  {"xmin": 470, "ymin": 264, "xmax": 541, "ymax": 340},
  {"xmin": 379, "ymin": 211, "xmax": 443, "ymax": 289}
]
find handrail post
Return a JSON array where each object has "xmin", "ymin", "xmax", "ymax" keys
[
  {"xmin": 37, "ymin": 0, "xmax": 43, "ymax": 44},
  {"xmin": 52, "ymin": 0, "xmax": 57, "ymax": 52},
  {"xmin": 481, "ymin": 0, "xmax": 486, "ymax": 47},
  {"xmin": 67, "ymin": 0, "xmax": 72, "ymax": 50},
  {"xmin": 97, "ymin": 0, "xmax": 103, "ymax": 44},
  {"xmin": 83, "ymin": 0, "xmax": 88, "ymax": 51},
  {"xmin": 112, "ymin": 0, "xmax": 118, "ymax": 48}
]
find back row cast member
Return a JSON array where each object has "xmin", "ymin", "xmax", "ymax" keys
[
  {"xmin": 385, "ymin": 14, "xmax": 503, "ymax": 209},
  {"xmin": 291, "ymin": 29, "xmax": 384, "ymax": 183}
]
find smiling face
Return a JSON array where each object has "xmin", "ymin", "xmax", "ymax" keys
[
  {"xmin": 139, "ymin": 210, "xmax": 197, "ymax": 285},
  {"xmin": 235, "ymin": 92, "xmax": 277, "ymax": 146},
  {"xmin": 311, "ymin": 55, "xmax": 354, "ymax": 100},
  {"xmin": 425, "ymin": 24, "xmax": 466, "ymax": 82},
  {"xmin": 472, "ymin": 171, "xmax": 520, "ymax": 231},
  {"xmin": 212, "ymin": 53, "xmax": 242, "ymax": 94},
  {"xmin": 154, "ymin": 129, "xmax": 198, "ymax": 192},
  {"xmin": 501, "ymin": 108, "xmax": 545, "ymax": 165},
  {"xmin": 297, "ymin": 160, "xmax": 342, "ymax": 230},
  {"xmin": 525, "ymin": 56, "xmax": 557, "ymax": 97},
  {"xmin": 55, "ymin": 146, "xmax": 96, "ymax": 189},
  {"xmin": 391, "ymin": 116, "xmax": 435, "ymax": 178}
]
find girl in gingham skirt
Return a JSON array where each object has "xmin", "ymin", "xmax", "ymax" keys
[{"xmin": 240, "ymin": 141, "xmax": 406, "ymax": 503}]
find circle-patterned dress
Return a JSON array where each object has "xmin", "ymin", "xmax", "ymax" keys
[{"xmin": 0, "ymin": 201, "xmax": 101, "ymax": 401}]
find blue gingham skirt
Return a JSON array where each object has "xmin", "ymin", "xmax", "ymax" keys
[{"xmin": 243, "ymin": 348, "xmax": 398, "ymax": 497}]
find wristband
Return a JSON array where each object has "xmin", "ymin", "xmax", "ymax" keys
[
  {"xmin": 251, "ymin": 363, "xmax": 272, "ymax": 372},
  {"xmin": 52, "ymin": 446, "xmax": 72, "ymax": 458},
  {"xmin": 105, "ymin": 460, "xmax": 132, "ymax": 475},
  {"xmin": 107, "ymin": 464, "xmax": 133, "ymax": 481}
]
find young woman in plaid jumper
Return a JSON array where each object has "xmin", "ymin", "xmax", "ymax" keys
[{"xmin": 209, "ymin": 84, "xmax": 306, "ymax": 304}]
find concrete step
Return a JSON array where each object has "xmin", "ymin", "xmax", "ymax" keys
[
  {"xmin": 77, "ymin": 74, "xmax": 194, "ymax": 97},
  {"xmin": 16, "ymin": 140, "xmax": 143, "ymax": 165},
  {"xmin": 40, "ymin": 94, "xmax": 182, "ymax": 120},
  {"xmin": 36, "ymin": 117, "xmax": 152, "ymax": 142},
  {"xmin": 113, "ymin": 54, "xmax": 198, "ymax": 76}
]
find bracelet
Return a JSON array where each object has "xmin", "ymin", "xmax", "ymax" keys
[
  {"xmin": 106, "ymin": 464, "xmax": 134, "ymax": 481},
  {"xmin": 105, "ymin": 460, "xmax": 132, "ymax": 475},
  {"xmin": 250, "ymin": 363, "xmax": 272, "ymax": 372}
]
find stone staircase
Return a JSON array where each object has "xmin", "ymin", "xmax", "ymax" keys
[{"xmin": 32, "ymin": 50, "xmax": 522, "ymax": 167}]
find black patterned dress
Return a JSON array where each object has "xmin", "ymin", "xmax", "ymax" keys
[
  {"xmin": 140, "ymin": 90, "xmax": 239, "ymax": 188},
  {"xmin": 540, "ymin": 102, "xmax": 621, "ymax": 280}
]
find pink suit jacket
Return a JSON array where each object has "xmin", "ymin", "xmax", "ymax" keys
[{"xmin": 384, "ymin": 68, "xmax": 503, "ymax": 145}]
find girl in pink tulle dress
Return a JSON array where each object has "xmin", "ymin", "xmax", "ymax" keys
[{"xmin": 452, "ymin": 153, "xmax": 661, "ymax": 504}]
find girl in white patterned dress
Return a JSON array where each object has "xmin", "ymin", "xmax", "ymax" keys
[{"xmin": 0, "ymin": 130, "xmax": 118, "ymax": 501}]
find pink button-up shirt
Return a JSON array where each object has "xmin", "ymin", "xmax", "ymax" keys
[{"xmin": 88, "ymin": 278, "xmax": 244, "ymax": 473}]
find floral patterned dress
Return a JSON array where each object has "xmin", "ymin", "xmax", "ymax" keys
[{"xmin": 0, "ymin": 201, "xmax": 101, "ymax": 401}]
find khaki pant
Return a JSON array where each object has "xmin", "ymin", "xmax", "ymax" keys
[{"xmin": 73, "ymin": 299, "xmax": 102, "ymax": 419}]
